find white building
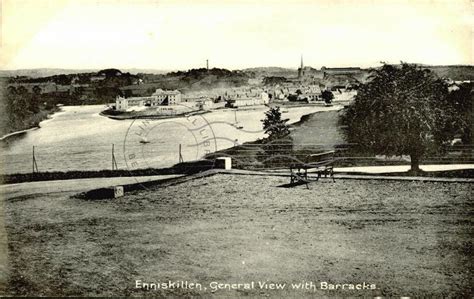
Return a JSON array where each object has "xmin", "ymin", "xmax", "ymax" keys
[
  {"xmin": 151, "ymin": 89, "xmax": 182, "ymax": 105},
  {"xmin": 115, "ymin": 89, "xmax": 182, "ymax": 111},
  {"xmin": 231, "ymin": 92, "xmax": 270, "ymax": 107}
]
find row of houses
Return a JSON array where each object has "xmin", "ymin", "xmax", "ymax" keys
[
  {"xmin": 115, "ymin": 81, "xmax": 346, "ymax": 113},
  {"xmin": 115, "ymin": 87, "xmax": 271, "ymax": 112},
  {"xmin": 183, "ymin": 87, "xmax": 271, "ymax": 108},
  {"xmin": 271, "ymin": 84, "xmax": 323, "ymax": 101}
]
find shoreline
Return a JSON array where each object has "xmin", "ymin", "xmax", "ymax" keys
[
  {"xmin": 0, "ymin": 106, "xmax": 61, "ymax": 142},
  {"xmin": 99, "ymin": 109, "xmax": 210, "ymax": 120},
  {"xmin": 99, "ymin": 102, "xmax": 345, "ymax": 120},
  {"xmin": 0, "ymin": 127, "xmax": 40, "ymax": 141}
]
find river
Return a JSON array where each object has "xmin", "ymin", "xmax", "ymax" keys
[{"xmin": 1, "ymin": 104, "xmax": 342, "ymax": 174}]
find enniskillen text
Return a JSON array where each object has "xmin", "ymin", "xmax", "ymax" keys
[{"xmin": 135, "ymin": 280, "xmax": 377, "ymax": 292}]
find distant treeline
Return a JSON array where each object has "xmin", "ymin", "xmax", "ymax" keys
[
  {"xmin": 7, "ymin": 68, "xmax": 138, "ymax": 85},
  {"xmin": 132, "ymin": 68, "xmax": 249, "ymax": 94},
  {"xmin": 6, "ymin": 67, "xmax": 251, "ymax": 101}
]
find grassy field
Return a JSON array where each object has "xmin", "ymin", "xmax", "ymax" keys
[{"xmin": 3, "ymin": 174, "xmax": 472, "ymax": 297}]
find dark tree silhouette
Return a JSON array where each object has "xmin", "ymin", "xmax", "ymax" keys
[
  {"xmin": 321, "ymin": 90, "xmax": 334, "ymax": 104},
  {"xmin": 261, "ymin": 106, "xmax": 290, "ymax": 140},
  {"xmin": 340, "ymin": 63, "xmax": 458, "ymax": 173},
  {"xmin": 260, "ymin": 106, "xmax": 293, "ymax": 167},
  {"xmin": 32, "ymin": 85, "xmax": 42, "ymax": 95},
  {"xmin": 287, "ymin": 94, "xmax": 298, "ymax": 102},
  {"xmin": 98, "ymin": 68, "xmax": 123, "ymax": 78}
]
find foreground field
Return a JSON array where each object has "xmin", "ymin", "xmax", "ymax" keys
[{"xmin": 3, "ymin": 174, "xmax": 473, "ymax": 297}]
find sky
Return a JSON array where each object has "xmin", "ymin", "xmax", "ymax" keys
[{"xmin": 1, "ymin": 0, "xmax": 473, "ymax": 70}]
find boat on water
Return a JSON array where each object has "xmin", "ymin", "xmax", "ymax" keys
[
  {"xmin": 139, "ymin": 137, "xmax": 150, "ymax": 144},
  {"xmin": 233, "ymin": 110, "xmax": 244, "ymax": 129}
]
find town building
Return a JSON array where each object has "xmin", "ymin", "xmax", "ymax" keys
[
  {"xmin": 226, "ymin": 91, "xmax": 270, "ymax": 107},
  {"xmin": 151, "ymin": 89, "xmax": 182, "ymax": 105},
  {"xmin": 115, "ymin": 89, "xmax": 182, "ymax": 111},
  {"xmin": 271, "ymin": 83, "xmax": 322, "ymax": 101}
]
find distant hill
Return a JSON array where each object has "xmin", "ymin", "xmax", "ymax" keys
[
  {"xmin": 0, "ymin": 68, "xmax": 171, "ymax": 78},
  {"xmin": 1, "ymin": 64, "xmax": 472, "ymax": 81},
  {"xmin": 122, "ymin": 68, "xmax": 250, "ymax": 96},
  {"xmin": 242, "ymin": 67, "xmax": 297, "ymax": 77},
  {"xmin": 123, "ymin": 68, "xmax": 172, "ymax": 75},
  {"xmin": 0, "ymin": 68, "xmax": 99, "ymax": 78}
]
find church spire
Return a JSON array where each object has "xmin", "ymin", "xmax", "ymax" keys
[{"xmin": 298, "ymin": 54, "xmax": 304, "ymax": 79}]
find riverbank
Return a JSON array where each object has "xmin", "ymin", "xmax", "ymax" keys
[
  {"xmin": 269, "ymin": 100, "xmax": 350, "ymax": 108},
  {"xmin": 99, "ymin": 106, "xmax": 211, "ymax": 120},
  {"xmin": 0, "ymin": 106, "xmax": 60, "ymax": 142},
  {"xmin": 99, "ymin": 101, "xmax": 342, "ymax": 120},
  {"xmin": 0, "ymin": 127, "xmax": 39, "ymax": 142}
]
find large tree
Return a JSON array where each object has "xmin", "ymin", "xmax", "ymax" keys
[{"xmin": 340, "ymin": 63, "xmax": 457, "ymax": 173}]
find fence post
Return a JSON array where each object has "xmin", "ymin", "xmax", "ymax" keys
[
  {"xmin": 179, "ymin": 144, "xmax": 184, "ymax": 163},
  {"xmin": 32, "ymin": 146, "xmax": 38, "ymax": 173},
  {"xmin": 112, "ymin": 144, "xmax": 118, "ymax": 170}
]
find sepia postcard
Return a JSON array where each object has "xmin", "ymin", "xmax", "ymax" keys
[{"xmin": 0, "ymin": 0, "xmax": 472, "ymax": 297}]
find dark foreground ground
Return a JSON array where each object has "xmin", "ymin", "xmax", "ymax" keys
[{"xmin": 3, "ymin": 174, "xmax": 473, "ymax": 297}]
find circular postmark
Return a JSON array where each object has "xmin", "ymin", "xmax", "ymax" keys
[{"xmin": 122, "ymin": 104, "xmax": 217, "ymax": 185}]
